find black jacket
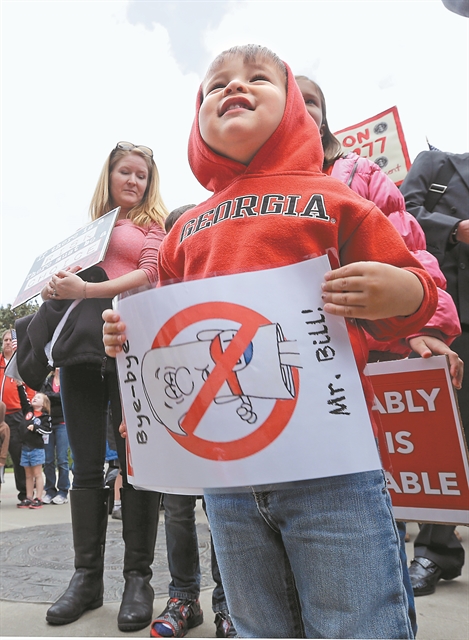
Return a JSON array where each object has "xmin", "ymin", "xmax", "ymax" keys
[
  {"xmin": 15, "ymin": 267, "xmax": 113, "ymax": 390},
  {"xmin": 400, "ymin": 151, "xmax": 469, "ymax": 324}
]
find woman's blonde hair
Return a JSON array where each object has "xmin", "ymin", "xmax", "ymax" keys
[
  {"xmin": 89, "ymin": 147, "xmax": 168, "ymax": 228},
  {"xmin": 295, "ymin": 75, "xmax": 343, "ymax": 170}
]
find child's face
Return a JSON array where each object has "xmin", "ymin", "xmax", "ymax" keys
[
  {"xmin": 199, "ymin": 54, "xmax": 287, "ymax": 165},
  {"xmin": 296, "ymin": 77, "xmax": 324, "ymax": 135},
  {"xmin": 31, "ymin": 394, "xmax": 43, "ymax": 410}
]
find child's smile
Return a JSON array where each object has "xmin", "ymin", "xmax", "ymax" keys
[{"xmin": 218, "ymin": 95, "xmax": 254, "ymax": 116}]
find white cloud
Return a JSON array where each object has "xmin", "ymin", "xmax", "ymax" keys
[{"xmin": 2, "ymin": 0, "xmax": 468, "ymax": 306}]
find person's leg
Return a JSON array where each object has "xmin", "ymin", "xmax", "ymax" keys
[
  {"xmin": 397, "ymin": 520, "xmax": 417, "ymax": 636},
  {"xmin": 274, "ymin": 471, "xmax": 412, "ymax": 639},
  {"xmin": 206, "ymin": 518, "xmax": 237, "ymax": 639},
  {"xmin": 201, "ymin": 497, "xmax": 236, "ymax": 636},
  {"xmin": 34, "ymin": 463, "xmax": 44, "ymax": 498},
  {"xmin": 105, "ymin": 367, "xmax": 163, "ymax": 632},
  {"xmin": 118, "ymin": 486, "xmax": 161, "ymax": 631},
  {"xmin": 24, "ymin": 465, "xmax": 35, "ymax": 501},
  {"xmin": 55, "ymin": 422, "xmax": 70, "ymax": 498},
  {"xmin": 43, "ymin": 426, "xmax": 57, "ymax": 500},
  {"xmin": 5, "ymin": 412, "xmax": 27, "ymax": 501},
  {"xmin": 206, "ymin": 471, "xmax": 413, "ymax": 640},
  {"xmin": 204, "ymin": 490, "xmax": 304, "ymax": 639},
  {"xmin": 164, "ymin": 494, "xmax": 200, "ymax": 600},
  {"xmin": 60, "ymin": 364, "xmax": 107, "ymax": 489},
  {"xmin": 414, "ymin": 524, "xmax": 465, "ymax": 578},
  {"xmin": 46, "ymin": 487, "xmax": 109, "ymax": 625},
  {"xmin": 46, "ymin": 364, "xmax": 109, "ymax": 625},
  {"xmin": 111, "ymin": 469, "xmax": 123, "ymax": 519},
  {"xmin": 150, "ymin": 494, "xmax": 203, "ymax": 638},
  {"xmin": 409, "ymin": 523, "xmax": 465, "ymax": 595}
]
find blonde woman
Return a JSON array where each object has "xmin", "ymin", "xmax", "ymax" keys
[{"xmin": 44, "ymin": 142, "xmax": 168, "ymax": 632}]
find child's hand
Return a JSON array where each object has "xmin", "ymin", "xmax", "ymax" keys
[
  {"xmin": 27, "ymin": 425, "xmax": 34, "ymax": 431},
  {"xmin": 102, "ymin": 310, "xmax": 127, "ymax": 356},
  {"xmin": 119, "ymin": 420, "xmax": 128, "ymax": 439},
  {"xmin": 408, "ymin": 335, "xmax": 464, "ymax": 389},
  {"xmin": 321, "ymin": 262, "xmax": 424, "ymax": 321}
]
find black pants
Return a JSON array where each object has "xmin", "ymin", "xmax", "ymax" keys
[
  {"xmin": 5, "ymin": 411, "xmax": 27, "ymax": 500},
  {"xmin": 60, "ymin": 363, "xmax": 128, "ymax": 489},
  {"xmin": 414, "ymin": 524, "xmax": 464, "ymax": 578},
  {"xmin": 410, "ymin": 326, "xmax": 468, "ymax": 577}
]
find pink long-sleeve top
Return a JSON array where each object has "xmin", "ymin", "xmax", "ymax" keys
[
  {"xmin": 331, "ymin": 153, "xmax": 461, "ymax": 356},
  {"xmin": 100, "ymin": 219, "xmax": 166, "ymax": 284}
]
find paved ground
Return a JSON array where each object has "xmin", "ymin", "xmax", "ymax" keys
[{"xmin": 0, "ymin": 471, "xmax": 467, "ymax": 639}]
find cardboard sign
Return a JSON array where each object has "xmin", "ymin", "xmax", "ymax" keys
[
  {"xmin": 12, "ymin": 207, "xmax": 119, "ymax": 308},
  {"xmin": 116, "ymin": 256, "xmax": 381, "ymax": 494},
  {"xmin": 366, "ymin": 357, "xmax": 469, "ymax": 525},
  {"xmin": 334, "ymin": 107, "xmax": 411, "ymax": 186}
]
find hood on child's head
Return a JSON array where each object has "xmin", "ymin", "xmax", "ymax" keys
[
  {"xmin": 0, "ymin": 400, "xmax": 6, "ymax": 423},
  {"xmin": 188, "ymin": 45, "xmax": 324, "ymax": 194}
]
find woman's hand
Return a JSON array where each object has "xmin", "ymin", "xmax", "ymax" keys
[
  {"xmin": 408, "ymin": 335, "xmax": 464, "ymax": 389},
  {"xmin": 102, "ymin": 309, "xmax": 127, "ymax": 356},
  {"xmin": 321, "ymin": 262, "xmax": 424, "ymax": 320},
  {"xmin": 47, "ymin": 270, "xmax": 86, "ymax": 300},
  {"xmin": 44, "ymin": 266, "xmax": 82, "ymax": 300}
]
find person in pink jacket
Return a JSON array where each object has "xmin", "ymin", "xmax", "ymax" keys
[
  {"xmin": 295, "ymin": 75, "xmax": 462, "ymax": 378},
  {"xmin": 296, "ymin": 75, "xmax": 463, "ymax": 637}
]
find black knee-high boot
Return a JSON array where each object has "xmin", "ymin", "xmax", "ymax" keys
[
  {"xmin": 46, "ymin": 487, "xmax": 109, "ymax": 625},
  {"xmin": 118, "ymin": 486, "xmax": 161, "ymax": 631}
]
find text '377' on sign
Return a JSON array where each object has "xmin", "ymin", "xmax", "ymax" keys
[
  {"xmin": 116, "ymin": 256, "xmax": 381, "ymax": 494},
  {"xmin": 366, "ymin": 356, "xmax": 469, "ymax": 525},
  {"xmin": 334, "ymin": 106, "xmax": 411, "ymax": 186}
]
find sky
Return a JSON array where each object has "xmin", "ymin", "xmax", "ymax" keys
[{"xmin": 1, "ymin": 0, "xmax": 468, "ymax": 307}]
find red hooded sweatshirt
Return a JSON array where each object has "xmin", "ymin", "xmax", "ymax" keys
[{"xmin": 157, "ymin": 61, "xmax": 438, "ymax": 419}]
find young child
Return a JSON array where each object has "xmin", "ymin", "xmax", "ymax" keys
[
  {"xmin": 104, "ymin": 45, "xmax": 439, "ymax": 639},
  {"xmin": 18, "ymin": 390, "xmax": 52, "ymax": 509},
  {"xmin": 0, "ymin": 400, "xmax": 11, "ymax": 502}
]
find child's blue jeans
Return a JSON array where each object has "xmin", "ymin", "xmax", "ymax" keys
[{"xmin": 205, "ymin": 469, "xmax": 413, "ymax": 639}]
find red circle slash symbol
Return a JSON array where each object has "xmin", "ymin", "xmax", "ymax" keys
[{"xmin": 152, "ymin": 302, "xmax": 299, "ymax": 461}]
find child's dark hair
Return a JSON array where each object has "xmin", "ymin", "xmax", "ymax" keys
[
  {"xmin": 165, "ymin": 204, "xmax": 196, "ymax": 233},
  {"xmin": 202, "ymin": 44, "xmax": 287, "ymax": 101},
  {"xmin": 295, "ymin": 75, "xmax": 343, "ymax": 170}
]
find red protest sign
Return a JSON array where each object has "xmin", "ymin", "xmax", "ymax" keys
[
  {"xmin": 151, "ymin": 301, "xmax": 299, "ymax": 461},
  {"xmin": 367, "ymin": 356, "xmax": 469, "ymax": 525},
  {"xmin": 334, "ymin": 106, "xmax": 411, "ymax": 186}
]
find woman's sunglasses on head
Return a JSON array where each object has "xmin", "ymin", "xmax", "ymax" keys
[{"xmin": 114, "ymin": 141, "xmax": 153, "ymax": 158}]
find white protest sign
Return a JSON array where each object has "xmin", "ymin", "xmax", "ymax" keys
[
  {"xmin": 334, "ymin": 106, "xmax": 411, "ymax": 186},
  {"xmin": 12, "ymin": 207, "xmax": 119, "ymax": 308},
  {"xmin": 116, "ymin": 256, "xmax": 381, "ymax": 494}
]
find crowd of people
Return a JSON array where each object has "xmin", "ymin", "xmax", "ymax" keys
[{"xmin": 1, "ymin": 42, "xmax": 467, "ymax": 639}]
